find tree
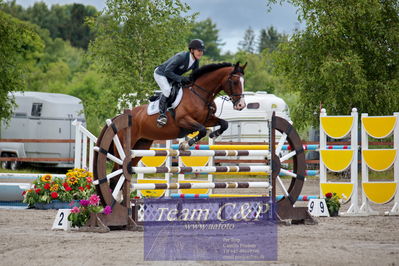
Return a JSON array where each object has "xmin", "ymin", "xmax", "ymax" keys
[
  {"xmin": 0, "ymin": 11, "xmax": 43, "ymax": 122},
  {"xmin": 188, "ymin": 18, "xmax": 223, "ymax": 60},
  {"xmin": 238, "ymin": 27, "xmax": 256, "ymax": 53},
  {"xmin": 1, "ymin": 1, "xmax": 98, "ymax": 50},
  {"xmin": 271, "ymin": 0, "xmax": 399, "ymax": 128},
  {"xmin": 258, "ymin": 26, "xmax": 288, "ymax": 53},
  {"xmin": 88, "ymin": 0, "xmax": 195, "ymax": 118},
  {"xmin": 65, "ymin": 4, "xmax": 98, "ymax": 49},
  {"xmin": 0, "ymin": 0, "xmax": 26, "ymax": 19}
]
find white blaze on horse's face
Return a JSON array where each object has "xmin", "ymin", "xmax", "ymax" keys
[{"xmin": 233, "ymin": 76, "xmax": 246, "ymax": 111}]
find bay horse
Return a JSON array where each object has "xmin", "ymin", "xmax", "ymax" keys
[
  {"xmin": 116, "ymin": 62, "xmax": 246, "ymax": 170},
  {"xmin": 130, "ymin": 62, "xmax": 247, "ymax": 158}
]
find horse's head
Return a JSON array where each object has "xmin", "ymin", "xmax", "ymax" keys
[{"xmin": 222, "ymin": 62, "xmax": 247, "ymax": 110}]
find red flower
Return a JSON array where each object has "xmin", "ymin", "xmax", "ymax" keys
[
  {"xmin": 51, "ymin": 192, "xmax": 59, "ymax": 199},
  {"xmin": 78, "ymin": 186, "xmax": 84, "ymax": 191},
  {"xmin": 22, "ymin": 190, "xmax": 26, "ymax": 196},
  {"xmin": 86, "ymin": 185, "xmax": 91, "ymax": 190},
  {"xmin": 325, "ymin": 192, "xmax": 333, "ymax": 199},
  {"xmin": 62, "ymin": 182, "xmax": 69, "ymax": 189},
  {"xmin": 35, "ymin": 188, "xmax": 41, "ymax": 193},
  {"xmin": 65, "ymin": 186, "xmax": 72, "ymax": 192},
  {"xmin": 44, "ymin": 183, "xmax": 51, "ymax": 190}
]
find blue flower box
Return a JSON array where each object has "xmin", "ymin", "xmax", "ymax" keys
[{"xmin": 34, "ymin": 200, "xmax": 79, "ymax": 210}]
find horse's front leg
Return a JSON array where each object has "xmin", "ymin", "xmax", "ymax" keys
[
  {"xmin": 177, "ymin": 119, "xmax": 207, "ymax": 150},
  {"xmin": 205, "ymin": 116, "xmax": 228, "ymax": 139}
]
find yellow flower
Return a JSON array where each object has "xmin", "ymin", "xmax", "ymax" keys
[
  {"xmin": 67, "ymin": 176, "xmax": 78, "ymax": 185},
  {"xmin": 50, "ymin": 184, "xmax": 59, "ymax": 191},
  {"xmin": 41, "ymin": 174, "xmax": 52, "ymax": 183}
]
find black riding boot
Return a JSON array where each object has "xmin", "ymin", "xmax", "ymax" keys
[{"xmin": 157, "ymin": 94, "xmax": 168, "ymax": 127}]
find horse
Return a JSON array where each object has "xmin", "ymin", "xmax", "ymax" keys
[
  {"xmin": 105, "ymin": 61, "xmax": 246, "ymax": 193},
  {"xmin": 120, "ymin": 61, "xmax": 246, "ymax": 166}
]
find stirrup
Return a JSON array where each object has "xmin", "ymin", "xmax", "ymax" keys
[{"xmin": 157, "ymin": 115, "xmax": 167, "ymax": 127}]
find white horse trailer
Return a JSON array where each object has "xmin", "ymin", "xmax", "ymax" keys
[
  {"xmin": 214, "ymin": 91, "xmax": 291, "ymax": 143},
  {"xmin": 0, "ymin": 92, "xmax": 85, "ymax": 169}
]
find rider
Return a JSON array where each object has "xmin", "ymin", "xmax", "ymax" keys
[{"xmin": 154, "ymin": 39, "xmax": 205, "ymax": 127}]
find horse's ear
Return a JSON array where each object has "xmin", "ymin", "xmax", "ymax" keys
[
  {"xmin": 242, "ymin": 62, "xmax": 247, "ymax": 70},
  {"xmin": 234, "ymin": 61, "xmax": 240, "ymax": 71}
]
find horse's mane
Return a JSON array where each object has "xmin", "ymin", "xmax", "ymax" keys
[{"xmin": 190, "ymin": 62, "xmax": 232, "ymax": 81}]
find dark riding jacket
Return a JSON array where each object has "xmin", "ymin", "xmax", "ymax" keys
[{"xmin": 155, "ymin": 51, "xmax": 199, "ymax": 83}]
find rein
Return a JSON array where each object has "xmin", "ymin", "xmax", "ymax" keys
[
  {"xmin": 189, "ymin": 83, "xmax": 216, "ymax": 122},
  {"xmin": 190, "ymin": 73, "xmax": 243, "ymax": 106},
  {"xmin": 188, "ymin": 68, "xmax": 244, "ymax": 122}
]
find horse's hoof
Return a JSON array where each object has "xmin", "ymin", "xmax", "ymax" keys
[
  {"xmin": 179, "ymin": 142, "xmax": 189, "ymax": 151},
  {"xmin": 209, "ymin": 131, "xmax": 219, "ymax": 138}
]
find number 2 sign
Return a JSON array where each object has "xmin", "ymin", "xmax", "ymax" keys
[{"xmin": 52, "ymin": 209, "xmax": 72, "ymax": 231}]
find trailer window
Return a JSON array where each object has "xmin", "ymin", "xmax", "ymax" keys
[
  {"xmin": 247, "ymin": 102, "xmax": 260, "ymax": 109},
  {"xmin": 31, "ymin": 103, "xmax": 42, "ymax": 117}
]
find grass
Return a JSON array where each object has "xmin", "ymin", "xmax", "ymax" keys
[
  {"xmin": 0, "ymin": 165, "xmax": 71, "ymax": 175},
  {"xmin": 326, "ymin": 168, "xmax": 395, "ymax": 181}
]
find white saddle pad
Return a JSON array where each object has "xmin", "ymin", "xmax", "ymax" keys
[{"xmin": 147, "ymin": 89, "xmax": 184, "ymax": 115}]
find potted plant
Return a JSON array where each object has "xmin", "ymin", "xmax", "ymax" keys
[
  {"xmin": 325, "ymin": 192, "xmax": 341, "ymax": 216},
  {"xmin": 68, "ymin": 194, "xmax": 112, "ymax": 228},
  {"xmin": 22, "ymin": 168, "xmax": 95, "ymax": 209}
]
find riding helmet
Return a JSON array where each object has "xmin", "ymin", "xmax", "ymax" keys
[{"xmin": 188, "ymin": 39, "xmax": 205, "ymax": 51}]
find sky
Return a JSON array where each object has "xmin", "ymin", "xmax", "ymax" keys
[{"xmin": 16, "ymin": 0, "xmax": 301, "ymax": 53}]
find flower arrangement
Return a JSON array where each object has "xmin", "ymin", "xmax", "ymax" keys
[
  {"xmin": 325, "ymin": 192, "xmax": 341, "ymax": 216},
  {"xmin": 68, "ymin": 194, "xmax": 112, "ymax": 227},
  {"xmin": 23, "ymin": 168, "xmax": 95, "ymax": 207}
]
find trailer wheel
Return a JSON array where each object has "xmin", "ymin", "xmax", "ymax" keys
[
  {"xmin": 9, "ymin": 154, "xmax": 20, "ymax": 171},
  {"xmin": 1, "ymin": 153, "xmax": 11, "ymax": 169}
]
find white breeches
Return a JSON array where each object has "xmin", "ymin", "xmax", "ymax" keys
[{"xmin": 154, "ymin": 68, "xmax": 172, "ymax": 97}]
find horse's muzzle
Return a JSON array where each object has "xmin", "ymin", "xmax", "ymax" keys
[{"xmin": 233, "ymin": 98, "xmax": 246, "ymax": 110}]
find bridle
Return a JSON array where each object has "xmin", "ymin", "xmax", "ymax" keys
[
  {"xmin": 187, "ymin": 66, "xmax": 244, "ymax": 122},
  {"xmin": 190, "ymin": 72, "xmax": 244, "ymax": 107},
  {"xmin": 227, "ymin": 73, "xmax": 244, "ymax": 106}
]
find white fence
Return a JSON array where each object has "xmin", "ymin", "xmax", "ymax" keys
[{"xmin": 72, "ymin": 120, "xmax": 97, "ymax": 172}]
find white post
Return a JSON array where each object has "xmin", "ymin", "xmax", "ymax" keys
[
  {"xmin": 389, "ymin": 112, "xmax": 399, "ymax": 214},
  {"xmin": 359, "ymin": 113, "xmax": 369, "ymax": 213},
  {"xmin": 82, "ymin": 135, "xmax": 88, "ymax": 169},
  {"xmin": 347, "ymin": 108, "xmax": 359, "ymax": 213},
  {"xmin": 137, "ymin": 160, "xmax": 144, "ymax": 197},
  {"xmin": 73, "ymin": 120, "xmax": 82, "ymax": 169},
  {"xmin": 89, "ymin": 140, "xmax": 94, "ymax": 173},
  {"xmin": 178, "ymin": 138, "xmax": 184, "ymax": 183},
  {"xmin": 208, "ymin": 134, "xmax": 214, "ymax": 195},
  {"xmin": 165, "ymin": 140, "xmax": 171, "ymax": 197},
  {"xmin": 319, "ymin": 108, "xmax": 327, "ymax": 198}
]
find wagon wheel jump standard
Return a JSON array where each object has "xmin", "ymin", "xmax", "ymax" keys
[{"xmin": 91, "ymin": 110, "xmax": 314, "ymax": 230}]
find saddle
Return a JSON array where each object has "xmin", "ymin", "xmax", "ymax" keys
[
  {"xmin": 147, "ymin": 83, "xmax": 184, "ymax": 116},
  {"xmin": 148, "ymin": 82, "xmax": 180, "ymax": 107}
]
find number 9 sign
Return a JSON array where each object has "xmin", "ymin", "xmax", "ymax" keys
[{"xmin": 308, "ymin": 199, "xmax": 329, "ymax": 217}]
